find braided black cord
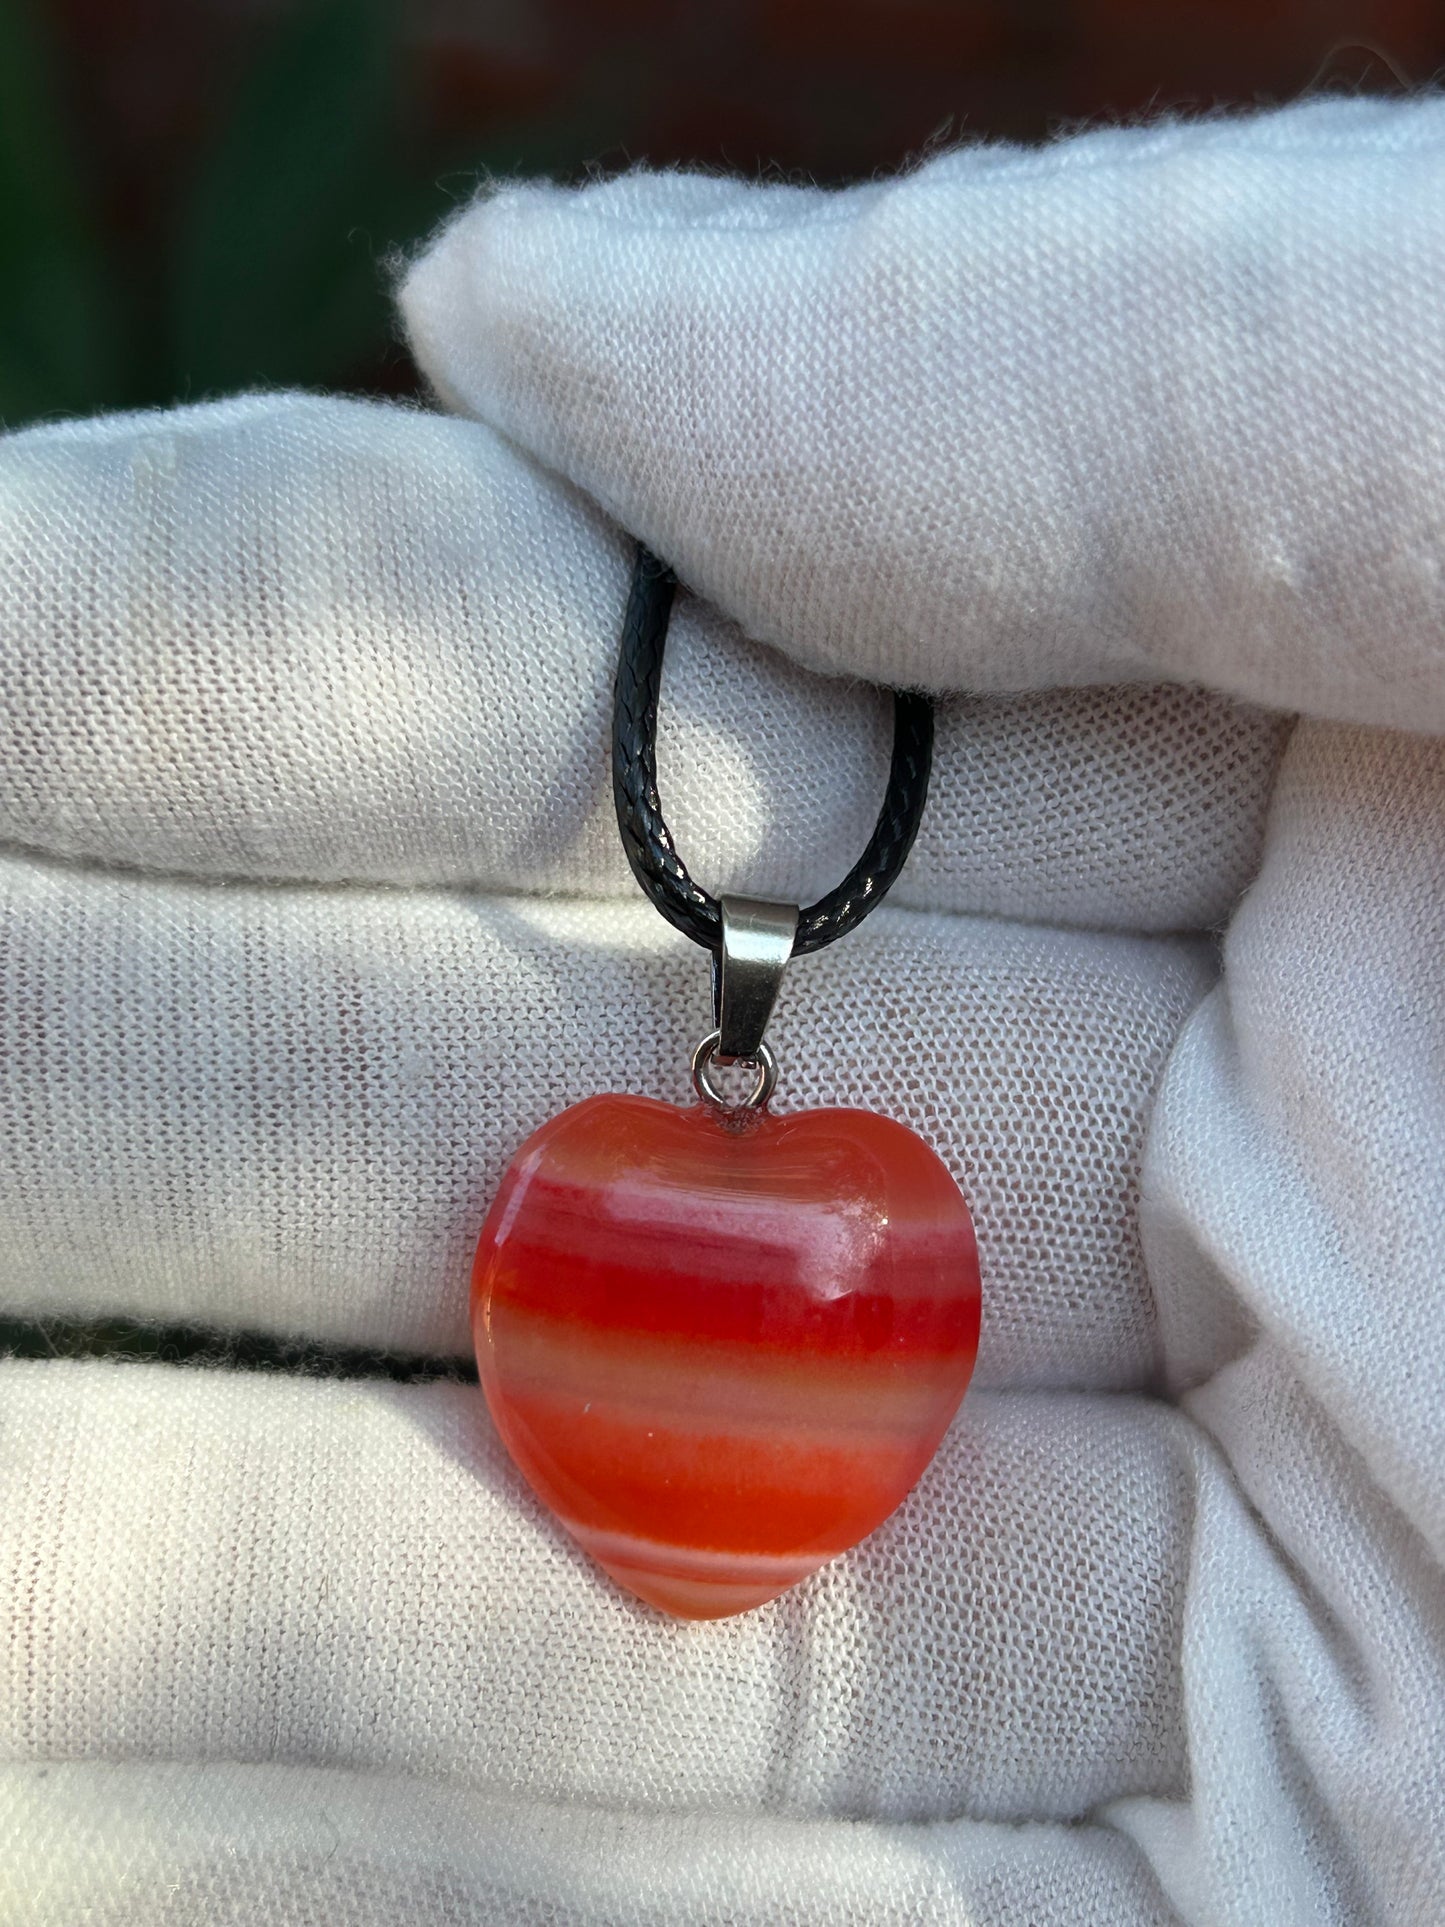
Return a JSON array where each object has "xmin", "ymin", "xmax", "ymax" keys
[{"xmin": 612, "ymin": 544, "xmax": 934, "ymax": 958}]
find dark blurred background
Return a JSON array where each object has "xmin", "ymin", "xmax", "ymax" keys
[{"xmin": 2, "ymin": 0, "xmax": 1438, "ymax": 430}]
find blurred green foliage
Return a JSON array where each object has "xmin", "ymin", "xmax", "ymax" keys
[
  {"xmin": 0, "ymin": 0, "xmax": 605, "ymax": 427},
  {"xmin": 171, "ymin": 0, "xmax": 428, "ymax": 398},
  {"xmin": 0, "ymin": 0, "xmax": 122, "ymax": 421}
]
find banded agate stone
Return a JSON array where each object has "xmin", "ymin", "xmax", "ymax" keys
[{"xmin": 472, "ymin": 1094, "xmax": 980, "ymax": 1620}]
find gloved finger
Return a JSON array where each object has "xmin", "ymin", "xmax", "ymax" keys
[
  {"xmin": 1111, "ymin": 1339, "xmax": 1445, "ymax": 1927},
  {"xmin": 401, "ymin": 96, "xmax": 1445, "ymax": 734},
  {"xmin": 0, "ymin": 849, "xmax": 1210, "ymax": 1388},
  {"xmin": 0, "ymin": 395, "xmax": 1281, "ymax": 932},
  {"xmin": 8, "ymin": 1345, "xmax": 1435, "ymax": 1922},
  {"xmin": 1146, "ymin": 719, "xmax": 1445, "ymax": 1558},
  {"xmin": 0, "ymin": 1763, "xmax": 1174, "ymax": 1927},
  {"xmin": 1125, "ymin": 719, "xmax": 1445, "ymax": 1917},
  {"xmin": 0, "ymin": 1358, "xmax": 1195, "ymax": 1831}
]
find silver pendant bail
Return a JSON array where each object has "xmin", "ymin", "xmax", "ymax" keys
[
  {"xmin": 692, "ymin": 895, "xmax": 798, "ymax": 1112},
  {"xmin": 713, "ymin": 895, "xmax": 798, "ymax": 1062}
]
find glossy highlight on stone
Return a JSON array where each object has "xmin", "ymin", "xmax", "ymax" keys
[{"xmin": 472, "ymin": 1094, "xmax": 981, "ymax": 1620}]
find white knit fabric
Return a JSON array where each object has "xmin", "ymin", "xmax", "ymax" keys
[
  {"xmin": 0, "ymin": 1763, "xmax": 1178, "ymax": 1927},
  {"xmin": 0, "ymin": 395, "xmax": 1280, "ymax": 931},
  {"xmin": 0, "ymin": 840, "xmax": 1213, "ymax": 1382},
  {"xmin": 403, "ymin": 97, "xmax": 1445, "ymax": 732},
  {"xmin": 1, "ymin": 94, "xmax": 1443, "ymax": 1926}
]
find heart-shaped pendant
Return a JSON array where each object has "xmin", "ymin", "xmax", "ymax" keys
[
  {"xmin": 472, "ymin": 1093, "xmax": 980, "ymax": 1619},
  {"xmin": 470, "ymin": 550, "xmax": 971, "ymax": 1618}
]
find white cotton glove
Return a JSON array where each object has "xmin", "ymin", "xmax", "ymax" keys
[{"xmin": 2, "ymin": 95, "xmax": 1443, "ymax": 1927}]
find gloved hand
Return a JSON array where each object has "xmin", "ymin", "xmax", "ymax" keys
[{"xmin": 2, "ymin": 94, "xmax": 1443, "ymax": 1927}]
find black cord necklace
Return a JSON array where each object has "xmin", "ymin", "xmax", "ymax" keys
[{"xmin": 612, "ymin": 544, "xmax": 935, "ymax": 960}]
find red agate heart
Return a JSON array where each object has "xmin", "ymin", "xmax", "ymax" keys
[{"xmin": 472, "ymin": 1094, "xmax": 980, "ymax": 1620}]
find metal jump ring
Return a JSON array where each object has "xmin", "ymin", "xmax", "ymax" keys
[{"xmin": 690, "ymin": 1030, "xmax": 778, "ymax": 1112}]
